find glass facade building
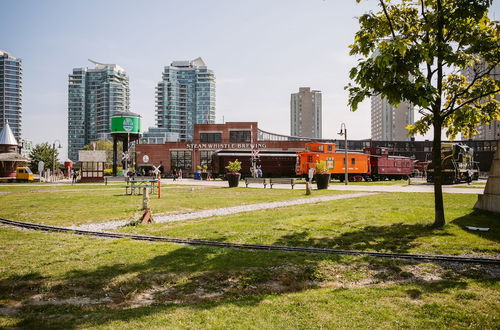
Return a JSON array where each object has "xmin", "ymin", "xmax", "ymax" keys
[
  {"xmin": 68, "ymin": 60, "xmax": 129, "ymax": 161},
  {"xmin": 155, "ymin": 57, "xmax": 215, "ymax": 141},
  {"xmin": 0, "ymin": 50, "xmax": 22, "ymax": 142}
]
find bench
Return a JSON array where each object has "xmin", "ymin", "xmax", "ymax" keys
[
  {"xmin": 245, "ymin": 177, "xmax": 269, "ymax": 188},
  {"xmin": 269, "ymin": 178, "xmax": 296, "ymax": 189},
  {"xmin": 125, "ymin": 179, "xmax": 158, "ymax": 195}
]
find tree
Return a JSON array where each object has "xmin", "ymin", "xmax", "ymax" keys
[
  {"xmin": 347, "ymin": 0, "xmax": 500, "ymax": 227},
  {"xmin": 29, "ymin": 143, "xmax": 59, "ymax": 173}
]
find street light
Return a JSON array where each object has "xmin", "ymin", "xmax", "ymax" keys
[
  {"xmin": 338, "ymin": 123, "xmax": 348, "ymax": 185},
  {"xmin": 52, "ymin": 140, "xmax": 62, "ymax": 181}
]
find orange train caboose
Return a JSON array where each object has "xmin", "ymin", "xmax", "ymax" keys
[{"xmin": 296, "ymin": 143, "xmax": 371, "ymax": 181}]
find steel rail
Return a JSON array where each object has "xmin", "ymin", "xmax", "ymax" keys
[{"xmin": 1, "ymin": 217, "xmax": 499, "ymax": 264}]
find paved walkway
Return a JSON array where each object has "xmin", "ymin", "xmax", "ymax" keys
[
  {"xmin": 159, "ymin": 178, "xmax": 486, "ymax": 194},
  {"xmin": 1, "ymin": 178, "xmax": 486, "ymax": 195},
  {"xmin": 70, "ymin": 192, "xmax": 377, "ymax": 231}
]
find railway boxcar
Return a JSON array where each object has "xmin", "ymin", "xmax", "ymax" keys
[
  {"xmin": 364, "ymin": 147, "xmax": 414, "ymax": 180},
  {"xmin": 211, "ymin": 150, "xmax": 297, "ymax": 178},
  {"xmin": 427, "ymin": 143, "xmax": 479, "ymax": 184},
  {"xmin": 296, "ymin": 143, "xmax": 371, "ymax": 181}
]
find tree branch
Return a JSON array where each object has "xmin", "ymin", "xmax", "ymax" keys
[
  {"xmin": 442, "ymin": 62, "xmax": 499, "ymax": 113},
  {"xmin": 443, "ymin": 88, "xmax": 500, "ymax": 119},
  {"xmin": 379, "ymin": 0, "xmax": 397, "ymax": 39}
]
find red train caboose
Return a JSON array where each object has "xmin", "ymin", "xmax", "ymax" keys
[{"xmin": 364, "ymin": 147, "xmax": 414, "ymax": 181}]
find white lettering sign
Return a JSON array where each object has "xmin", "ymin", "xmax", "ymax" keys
[{"xmin": 186, "ymin": 143, "xmax": 267, "ymax": 150}]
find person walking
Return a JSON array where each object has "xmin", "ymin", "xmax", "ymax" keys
[
  {"xmin": 308, "ymin": 166, "xmax": 315, "ymax": 184},
  {"xmin": 178, "ymin": 168, "xmax": 183, "ymax": 181},
  {"xmin": 257, "ymin": 166, "xmax": 263, "ymax": 178},
  {"xmin": 72, "ymin": 169, "xmax": 78, "ymax": 184},
  {"xmin": 467, "ymin": 169, "xmax": 473, "ymax": 185}
]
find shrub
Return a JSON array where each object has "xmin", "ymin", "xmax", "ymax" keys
[{"xmin": 225, "ymin": 159, "xmax": 242, "ymax": 174}]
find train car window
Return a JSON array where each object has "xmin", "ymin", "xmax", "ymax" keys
[
  {"xmin": 318, "ymin": 145, "xmax": 324, "ymax": 151},
  {"xmin": 351, "ymin": 158, "xmax": 355, "ymax": 165},
  {"xmin": 328, "ymin": 145, "xmax": 332, "ymax": 151}
]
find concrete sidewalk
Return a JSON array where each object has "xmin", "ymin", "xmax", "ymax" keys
[{"xmin": 161, "ymin": 178, "xmax": 486, "ymax": 194}]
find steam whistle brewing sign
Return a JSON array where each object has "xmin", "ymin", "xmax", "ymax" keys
[
  {"xmin": 186, "ymin": 143, "xmax": 267, "ymax": 150},
  {"xmin": 123, "ymin": 118, "xmax": 133, "ymax": 132},
  {"xmin": 111, "ymin": 116, "xmax": 141, "ymax": 134}
]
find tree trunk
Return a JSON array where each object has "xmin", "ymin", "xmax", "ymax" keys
[{"xmin": 432, "ymin": 118, "xmax": 445, "ymax": 227}]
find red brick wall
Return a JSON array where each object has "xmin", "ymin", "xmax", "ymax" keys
[{"xmin": 135, "ymin": 122, "xmax": 310, "ymax": 174}]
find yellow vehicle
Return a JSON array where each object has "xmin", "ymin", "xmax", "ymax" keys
[{"xmin": 16, "ymin": 167, "xmax": 34, "ymax": 182}]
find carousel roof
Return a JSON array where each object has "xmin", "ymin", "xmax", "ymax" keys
[{"xmin": 0, "ymin": 122, "xmax": 18, "ymax": 146}]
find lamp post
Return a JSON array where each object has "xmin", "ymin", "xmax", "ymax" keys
[
  {"xmin": 52, "ymin": 140, "xmax": 62, "ymax": 181},
  {"xmin": 338, "ymin": 123, "xmax": 348, "ymax": 185}
]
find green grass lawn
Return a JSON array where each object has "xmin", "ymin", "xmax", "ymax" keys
[
  {"xmin": 120, "ymin": 193, "xmax": 500, "ymax": 257},
  {"xmin": 0, "ymin": 185, "xmax": 347, "ymax": 226},
  {"xmin": 0, "ymin": 228, "xmax": 498, "ymax": 329}
]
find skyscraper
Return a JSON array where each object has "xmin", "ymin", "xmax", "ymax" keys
[
  {"xmin": 68, "ymin": 60, "xmax": 129, "ymax": 161},
  {"xmin": 463, "ymin": 63, "xmax": 500, "ymax": 140},
  {"xmin": 0, "ymin": 50, "xmax": 22, "ymax": 142},
  {"xmin": 371, "ymin": 95, "xmax": 414, "ymax": 141},
  {"xmin": 155, "ymin": 57, "xmax": 215, "ymax": 141},
  {"xmin": 290, "ymin": 87, "xmax": 322, "ymax": 138}
]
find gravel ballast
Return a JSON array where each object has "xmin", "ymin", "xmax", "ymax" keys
[{"xmin": 69, "ymin": 192, "xmax": 376, "ymax": 232}]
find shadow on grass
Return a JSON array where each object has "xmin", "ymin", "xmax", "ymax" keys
[
  {"xmin": 3, "ymin": 238, "xmax": 497, "ymax": 329},
  {"xmin": 451, "ymin": 209, "xmax": 500, "ymax": 244},
  {"xmin": 274, "ymin": 223, "xmax": 451, "ymax": 253}
]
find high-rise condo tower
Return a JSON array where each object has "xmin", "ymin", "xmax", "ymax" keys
[
  {"xmin": 155, "ymin": 57, "xmax": 215, "ymax": 141},
  {"xmin": 0, "ymin": 50, "xmax": 22, "ymax": 142},
  {"xmin": 67, "ymin": 60, "xmax": 130, "ymax": 161}
]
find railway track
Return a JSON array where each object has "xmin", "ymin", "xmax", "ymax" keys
[{"xmin": 1, "ymin": 217, "xmax": 499, "ymax": 265}]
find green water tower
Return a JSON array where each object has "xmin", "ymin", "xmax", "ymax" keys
[{"xmin": 110, "ymin": 111, "xmax": 142, "ymax": 176}]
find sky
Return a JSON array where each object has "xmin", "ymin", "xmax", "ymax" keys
[{"xmin": 1, "ymin": 0, "xmax": 499, "ymax": 160}]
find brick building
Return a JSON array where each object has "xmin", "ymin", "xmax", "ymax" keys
[
  {"xmin": 135, "ymin": 121, "xmax": 497, "ymax": 176},
  {"xmin": 135, "ymin": 122, "xmax": 308, "ymax": 175}
]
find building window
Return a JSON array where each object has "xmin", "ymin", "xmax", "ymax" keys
[
  {"xmin": 171, "ymin": 150, "xmax": 192, "ymax": 170},
  {"xmin": 200, "ymin": 150, "xmax": 214, "ymax": 170},
  {"xmin": 200, "ymin": 132, "xmax": 221, "ymax": 142},
  {"xmin": 230, "ymin": 130, "xmax": 251, "ymax": 142}
]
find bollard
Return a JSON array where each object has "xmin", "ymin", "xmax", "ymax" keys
[
  {"xmin": 157, "ymin": 174, "xmax": 161, "ymax": 199},
  {"xmin": 142, "ymin": 187, "xmax": 150, "ymax": 210},
  {"xmin": 140, "ymin": 187, "xmax": 154, "ymax": 224}
]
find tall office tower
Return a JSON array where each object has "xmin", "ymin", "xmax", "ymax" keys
[
  {"xmin": 0, "ymin": 50, "xmax": 22, "ymax": 142},
  {"xmin": 290, "ymin": 87, "xmax": 322, "ymax": 138},
  {"xmin": 68, "ymin": 60, "xmax": 129, "ymax": 161},
  {"xmin": 155, "ymin": 57, "xmax": 215, "ymax": 141},
  {"xmin": 371, "ymin": 95, "xmax": 414, "ymax": 141},
  {"xmin": 463, "ymin": 64, "xmax": 500, "ymax": 140}
]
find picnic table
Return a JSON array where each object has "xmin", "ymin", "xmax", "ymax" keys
[{"xmin": 126, "ymin": 178, "xmax": 158, "ymax": 195}]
